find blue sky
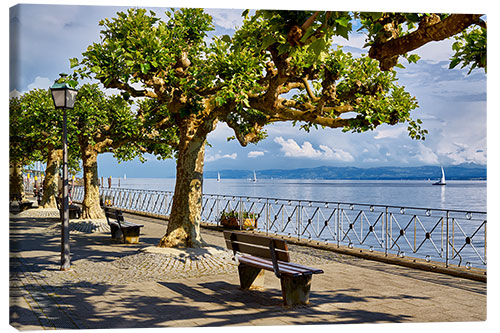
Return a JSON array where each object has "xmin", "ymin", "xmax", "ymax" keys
[{"xmin": 7, "ymin": 0, "xmax": 490, "ymax": 178}]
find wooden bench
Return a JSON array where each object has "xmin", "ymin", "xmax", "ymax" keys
[
  {"xmin": 10, "ymin": 194, "xmax": 34, "ymax": 211},
  {"xmin": 104, "ymin": 207, "xmax": 144, "ymax": 244},
  {"xmin": 56, "ymin": 197, "xmax": 81, "ymax": 219},
  {"xmin": 224, "ymin": 230, "xmax": 324, "ymax": 306}
]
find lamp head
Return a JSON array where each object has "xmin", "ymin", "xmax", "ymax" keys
[{"xmin": 50, "ymin": 73, "xmax": 78, "ymax": 109}]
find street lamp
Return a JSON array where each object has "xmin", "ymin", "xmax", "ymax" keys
[{"xmin": 50, "ymin": 73, "xmax": 77, "ymax": 271}]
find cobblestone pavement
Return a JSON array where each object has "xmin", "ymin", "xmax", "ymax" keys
[{"xmin": 9, "ymin": 207, "xmax": 488, "ymax": 330}]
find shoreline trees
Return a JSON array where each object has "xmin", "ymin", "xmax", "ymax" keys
[
  {"xmin": 12, "ymin": 8, "xmax": 485, "ymax": 249},
  {"xmin": 72, "ymin": 8, "xmax": 428, "ymax": 248}
]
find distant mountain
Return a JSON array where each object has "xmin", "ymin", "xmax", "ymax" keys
[{"xmin": 205, "ymin": 163, "xmax": 486, "ymax": 180}]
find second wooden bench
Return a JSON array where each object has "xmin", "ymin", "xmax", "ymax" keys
[
  {"xmin": 224, "ymin": 230, "xmax": 324, "ymax": 306},
  {"xmin": 104, "ymin": 207, "xmax": 144, "ymax": 244}
]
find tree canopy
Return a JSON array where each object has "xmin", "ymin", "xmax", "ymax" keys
[{"xmin": 70, "ymin": 7, "xmax": 485, "ymax": 247}]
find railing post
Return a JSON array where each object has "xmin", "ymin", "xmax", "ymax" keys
[
  {"xmin": 266, "ymin": 199, "xmax": 269, "ymax": 236},
  {"xmin": 385, "ymin": 206, "xmax": 388, "ymax": 256},
  {"xmin": 216, "ymin": 195, "xmax": 220, "ymax": 227},
  {"xmin": 446, "ymin": 210, "xmax": 450, "ymax": 268},
  {"xmin": 337, "ymin": 203, "xmax": 340, "ymax": 248},
  {"xmin": 297, "ymin": 201, "xmax": 301, "ymax": 241},
  {"xmin": 239, "ymin": 197, "xmax": 243, "ymax": 230}
]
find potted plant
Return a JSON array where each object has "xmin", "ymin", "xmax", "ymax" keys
[{"xmin": 220, "ymin": 210, "xmax": 258, "ymax": 230}]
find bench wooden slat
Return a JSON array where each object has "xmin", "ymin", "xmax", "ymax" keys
[
  {"xmin": 224, "ymin": 240, "xmax": 290, "ymax": 262},
  {"xmin": 248, "ymin": 255, "xmax": 314, "ymax": 275},
  {"xmin": 223, "ymin": 231, "xmax": 288, "ymax": 250},
  {"xmin": 240, "ymin": 255, "xmax": 309, "ymax": 276},
  {"xmin": 274, "ymin": 260, "xmax": 324, "ymax": 275},
  {"xmin": 240, "ymin": 254, "xmax": 323, "ymax": 275},
  {"xmin": 224, "ymin": 231, "xmax": 290, "ymax": 262},
  {"xmin": 120, "ymin": 221, "xmax": 144, "ymax": 228},
  {"xmin": 238, "ymin": 255, "xmax": 302, "ymax": 277}
]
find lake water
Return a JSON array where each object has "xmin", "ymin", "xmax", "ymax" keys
[{"xmin": 112, "ymin": 178, "xmax": 487, "ymax": 212}]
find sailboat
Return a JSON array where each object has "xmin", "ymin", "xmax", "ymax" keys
[
  {"xmin": 433, "ymin": 166, "xmax": 446, "ymax": 186},
  {"xmin": 252, "ymin": 171, "xmax": 257, "ymax": 182},
  {"xmin": 217, "ymin": 172, "xmax": 221, "ymax": 182}
]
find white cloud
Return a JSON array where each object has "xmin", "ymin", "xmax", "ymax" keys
[
  {"xmin": 274, "ymin": 137, "xmax": 322, "ymax": 158},
  {"xmin": 274, "ymin": 137, "xmax": 354, "ymax": 162},
  {"xmin": 416, "ymin": 143, "xmax": 440, "ymax": 165},
  {"xmin": 374, "ymin": 126, "xmax": 407, "ymax": 140},
  {"xmin": 414, "ymin": 38, "xmax": 455, "ymax": 64},
  {"xmin": 27, "ymin": 76, "xmax": 52, "ymax": 91},
  {"xmin": 248, "ymin": 151, "xmax": 265, "ymax": 158},
  {"xmin": 318, "ymin": 145, "xmax": 355, "ymax": 162},
  {"xmin": 436, "ymin": 141, "xmax": 487, "ymax": 165},
  {"xmin": 205, "ymin": 152, "xmax": 237, "ymax": 163},
  {"xmin": 204, "ymin": 9, "xmax": 245, "ymax": 29},
  {"xmin": 333, "ymin": 33, "xmax": 367, "ymax": 50}
]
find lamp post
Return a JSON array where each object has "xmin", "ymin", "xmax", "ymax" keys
[{"xmin": 50, "ymin": 73, "xmax": 78, "ymax": 271}]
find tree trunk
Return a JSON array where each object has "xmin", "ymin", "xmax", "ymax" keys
[
  {"xmin": 9, "ymin": 161, "xmax": 25, "ymax": 201},
  {"xmin": 81, "ymin": 149, "xmax": 105, "ymax": 219},
  {"xmin": 40, "ymin": 148, "xmax": 62, "ymax": 208},
  {"xmin": 158, "ymin": 116, "xmax": 216, "ymax": 248}
]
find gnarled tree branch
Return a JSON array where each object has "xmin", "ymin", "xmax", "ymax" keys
[{"xmin": 369, "ymin": 14, "xmax": 483, "ymax": 70}]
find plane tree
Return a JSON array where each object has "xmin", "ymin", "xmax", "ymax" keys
[
  {"xmin": 72, "ymin": 8, "xmax": 483, "ymax": 248},
  {"xmin": 72, "ymin": 83, "xmax": 172, "ymax": 219},
  {"xmin": 9, "ymin": 96, "xmax": 42, "ymax": 201},
  {"xmin": 10, "ymin": 89, "xmax": 80, "ymax": 207}
]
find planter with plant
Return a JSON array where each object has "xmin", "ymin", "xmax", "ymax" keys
[{"xmin": 219, "ymin": 210, "xmax": 258, "ymax": 230}]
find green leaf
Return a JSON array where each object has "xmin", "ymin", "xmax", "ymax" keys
[
  {"xmin": 335, "ymin": 16, "xmax": 350, "ymax": 28},
  {"xmin": 309, "ymin": 38, "xmax": 326, "ymax": 57},
  {"xmin": 69, "ymin": 58, "xmax": 79, "ymax": 68},
  {"xmin": 222, "ymin": 35, "xmax": 231, "ymax": 43},
  {"xmin": 261, "ymin": 35, "xmax": 276, "ymax": 50},
  {"xmin": 407, "ymin": 54, "xmax": 420, "ymax": 64}
]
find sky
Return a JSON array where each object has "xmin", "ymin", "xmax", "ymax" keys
[{"xmin": 6, "ymin": 0, "xmax": 491, "ymax": 178}]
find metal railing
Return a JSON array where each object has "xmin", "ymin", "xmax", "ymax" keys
[{"xmin": 72, "ymin": 186, "xmax": 487, "ymax": 269}]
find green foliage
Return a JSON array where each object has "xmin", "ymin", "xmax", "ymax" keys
[
  {"xmin": 449, "ymin": 27, "xmax": 486, "ymax": 74},
  {"xmin": 220, "ymin": 210, "xmax": 259, "ymax": 220},
  {"xmin": 73, "ymin": 83, "xmax": 152, "ymax": 162},
  {"xmin": 12, "ymin": 89, "xmax": 80, "ymax": 171},
  {"xmin": 74, "ymin": 7, "xmax": 487, "ymax": 154}
]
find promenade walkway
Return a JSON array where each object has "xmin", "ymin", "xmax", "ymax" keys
[{"xmin": 9, "ymin": 206, "xmax": 486, "ymax": 330}]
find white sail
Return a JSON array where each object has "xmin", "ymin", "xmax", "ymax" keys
[
  {"xmin": 253, "ymin": 171, "xmax": 257, "ymax": 182},
  {"xmin": 440, "ymin": 166, "xmax": 446, "ymax": 184},
  {"xmin": 433, "ymin": 166, "xmax": 446, "ymax": 185},
  {"xmin": 123, "ymin": 173, "xmax": 126, "ymax": 180},
  {"xmin": 217, "ymin": 172, "xmax": 220, "ymax": 182}
]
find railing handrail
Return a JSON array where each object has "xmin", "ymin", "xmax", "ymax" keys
[
  {"xmin": 93, "ymin": 186, "xmax": 487, "ymax": 215},
  {"xmin": 72, "ymin": 185, "xmax": 487, "ymax": 268}
]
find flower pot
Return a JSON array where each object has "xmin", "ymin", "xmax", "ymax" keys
[{"xmin": 221, "ymin": 217, "xmax": 239, "ymax": 228}]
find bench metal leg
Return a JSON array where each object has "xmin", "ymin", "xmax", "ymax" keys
[
  {"xmin": 280, "ymin": 274, "xmax": 312, "ymax": 306},
  {"xmin": 122, "ymin": 227, "xmax": 141, "ymax": 244},
  {"xmin": 238, "ymin": 263, "xmax": 265, "ymax": 290}
]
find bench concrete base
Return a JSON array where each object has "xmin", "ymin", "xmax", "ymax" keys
[
  {"xmin": 122, "ymin": 227, "xmax": 141, "ymax": 244},
  {"xmin": 109, "ymin": 224, "xmax": 141, "ymax": 244},
  {"xmin": 238, "ymin": 264, "xmax": 265, "ymax": 290},
  {"xmin": 238, "ymin": 263, "xmax": 313, "ymax": 306},
  {"xmin": 19, "ymin": 202, "xmax": 34, "ymax": 211},
  {"xmin": 280, "ymin": 274, "xmax": 312, "ymax": 306}
]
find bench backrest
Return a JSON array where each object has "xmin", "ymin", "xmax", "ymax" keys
[
  {"xmin": 104, "ymin": 207, "xmax": 124, "ymax": 226},
  {"xmin": 224, "ymin": 231, "xmax": 290, "ymax": 262}
]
